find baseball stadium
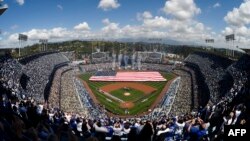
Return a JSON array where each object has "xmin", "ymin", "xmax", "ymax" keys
[{"xmin": 0, "ymin": 0, "xmax": 250, "ymax": 141}]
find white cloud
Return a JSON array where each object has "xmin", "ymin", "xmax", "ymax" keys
[
  {"xmin": 237, "ymin": 26, "xmax": 249, "ymax": 37},
  {"xmin": 57, "ymin": 4, "xmax": 63, "ymax": 10},
  {"xmin": 1, "ymin": 22, "xmax": 95, "ymax": 48},
  {"xmin": 2, "ymin": 32, "xmax": 9, "ymax": 36},
  {"xmin": 101, "ymin": 19, "xmax": 121, "ymax": 36},
  {"xmin": 142, "ymin": 11, "xmax": 153, "ymax": 19},
  {"xmin": 137, "ymin": 11, "xmax": 153, "ymax": 21},
  {"xmin": 222, "ymin": 26, "xmax": 250, "ymax": 38},
  {"xmin": 23, "ymin": 27, "xmax": 69, "ymax": 40},
  {"xmin": 220, "ymin": 25, "xmax": 250, "ymax": 49},
  {"xmin": 221, "ymin": 0, "xmax": 250, "ymax": 49},
  {"xmin": 7, "ymin": 28, "xmax": 69, "ymax": 44},
  {"xmin": 98, "ymin": 0, "xmax": 120, "ymax": 11},
  {"xmin": 224, "ymin": 1, "xmax": 250, "ymax": 27},
  {"xmin": 98, "ymin": 16, "xmax": 212, "ymax": 44},
  {"xmin": 143, "ymin": 16, "xmax": 170, "ymax": 29},
  {"xmin": 163, "ymin": 0, "xmax": 201, "ymax": 21},
  {"xmin": 221, "ymin": 27, "xmax": 234, "ymax": 35},
  {"xmin": 102, "ymin": 18, "xmax": 111, "ymax": 25},
  {"xmin": 16, "ymin": 0, "xmax": 24, "ymax": 6},
  {"xmin": 213, "ymin": 2, "xmax": 221, "ymax": 8},
  {"xmin": 136, "ymin": 11, "xmax": 208, "ymax": 40},
  {"xmin": 74, "ymin": 22, "xmax": 90, "ymax": 31},
  {"xmin": 1, "ymin": 13, "xmax": 213, "ymax": 48}
]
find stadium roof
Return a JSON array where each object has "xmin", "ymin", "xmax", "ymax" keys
[
  {"xmin": 0, "ymin": 1, "xmax": 8, "ymax": 15},
  {"xmin": 240, "ymin": 48, "xmax": 250, "ymax": 55}
]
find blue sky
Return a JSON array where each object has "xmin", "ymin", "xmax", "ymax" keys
[{"xmin": 0, "ymin": 0, "xmax": 250, "ymax": 49}]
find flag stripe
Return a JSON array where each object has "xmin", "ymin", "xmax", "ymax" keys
[{"xmin": 89, "ymin": 71, "xmax": 166, "ymax": 81}]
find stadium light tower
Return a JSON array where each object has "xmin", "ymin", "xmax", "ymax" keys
[
  {"xmin": 0, "ymin": 0, "xmax": 8, "ymax": 16},
  {"xmin": 18, "ymin": 34, "xmax": 28, "ymax": 56},
  {"xmin": 225, "ymin": 34, "xmax": 235, "ymax": 57},
  {"xmin": 205, "ymin": 38, "xmax": 215, "ymax": 50},
  {"xmin": 39, "ymin": 39, "xmax": 48, "ymax": 51}
]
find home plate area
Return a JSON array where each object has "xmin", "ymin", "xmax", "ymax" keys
[
  {"xmin": 99, "ymin": 82, "xmax": 156, "ymax": 109},
  {"xmin": 120, "ymin": 102, "xmax": 134, "ymax": 109},
  {"xmin": 124, "ymin": 92, "xmax": 131, "ymax": 96}
]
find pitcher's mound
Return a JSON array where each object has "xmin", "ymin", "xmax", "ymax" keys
[
  {"xmin": 120, "ymin": 102, "xmax": 134, "ymax": 109},
  {"xmin": 124, "ymin": 92, "xmax": 131, "ymax": 96}
]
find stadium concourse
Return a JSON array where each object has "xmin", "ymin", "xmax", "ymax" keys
[{"xmin": 0, "ymin": 51, "xmax": 249, "ymax": 141}]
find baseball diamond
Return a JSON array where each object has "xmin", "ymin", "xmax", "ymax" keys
[{"xmin": 79, "ymin": 71, "xmax": 176, "ymax": 115}]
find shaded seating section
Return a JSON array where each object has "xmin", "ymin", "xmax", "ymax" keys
[{"xmin": 185, "ymin": 52, "xmax": 234, "ymax": 105}]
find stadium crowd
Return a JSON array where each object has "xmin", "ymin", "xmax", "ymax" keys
[
  {"xmin": 0, "ymin": 52, "xmax": 249, "ymax": 141},
  {"xmin": 49, "ymin": 66, "xmax": 72, "ymax": 109},
  {"xmin": 80, "ymin": 63, "xmax": 113, "ymax": 72},
  {"xmin": 0, "ymin": 53, "xmax": 23, "ymax": 99},
  {"xmin": 184, "ymin": 52, "xmax": 233, "ymax": 104},
  {"xmin": 24, "ymin": 53, "xmax": 69, "ymax": 102},
  {"xmin": 74, "ymin": 79, "xmax": 106, "ymax": 119},
  {"xmin": 169, "ymin": 69, "xmax": 193, "ymax": 115},
  {"xmin": 176, "ymin": 67, "xmax": 199, "ymax": 111},
  {"xmin": 142, "ymin": 63, "xmax": 174, "ymax": 72},
  {"xmin": 150, "ymin": 77, "xmax": 180, "ymax": 118},
  {"xmin": 80, "ymin": 57, "xmax": 173, "ymax": 73},
  {"xmin": 60, "ymin": 69, "xmax": 84, "ymax": 115},
  {"xmin": 61, "ymin": 51, "xmax": 75, "ymax": 62}
]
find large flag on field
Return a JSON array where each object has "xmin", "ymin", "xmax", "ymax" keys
[{"xmin": 89, "ymin": 71, "xmax": 166, "ymax": 81}]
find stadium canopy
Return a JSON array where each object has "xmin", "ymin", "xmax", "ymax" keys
[
  {"xmin": 0, "ymin": 1, "xmax": 8, "ymax": 16},
  {"xmin": 241, "ymin": 48, "xmax": 250, "ymax": 55}
]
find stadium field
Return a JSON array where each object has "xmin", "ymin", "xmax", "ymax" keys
[
  {"xmin": 109, "ymin": 88, "xmax": 145, "ymax": 102},
  {"xmin": 79, "ymin": 72, "xmax": 175, "ymax": 115}
]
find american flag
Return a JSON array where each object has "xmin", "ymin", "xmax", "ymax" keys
[{"xmin": 89, "ymin": 71, "xmax": 166, "ymax": 82}]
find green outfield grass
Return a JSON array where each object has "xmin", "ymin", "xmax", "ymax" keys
[
  {"xmin": 109, "ymin": 88, "xmax": 145, "ymax": 102},
  {"xmin": 79, "ymin": 72, "xmax": 175, "ymax": 115}
]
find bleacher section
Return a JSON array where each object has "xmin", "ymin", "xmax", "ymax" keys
[
  {"xmin": 185, "ymin": 52, "xmax": 234, "ymax": 104},
  {"xmin": 150, "ymin": 77, "xmax": 180, "ymax": 117},
  {"xmin": 19, "ymin": 51, "xmax": 58, "ymax": 65}
]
